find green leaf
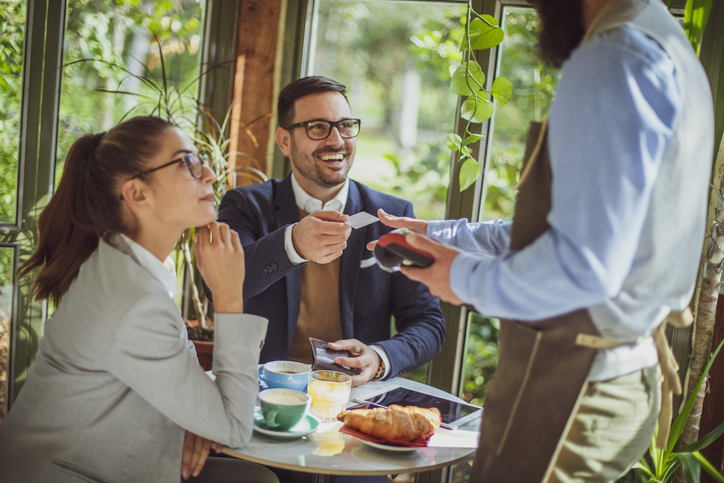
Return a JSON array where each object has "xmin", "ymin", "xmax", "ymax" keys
[
  {"xmin": 633, "ymin": 461, "xmax": 654, "ymax": 478},
  {"xmin": 684, "ymin": 0, "xmax": 713, "ymax": 55},
  {"xmin": 685, "ymin": 422, "xmax": 724, "ymax": 453},
  {"xmin": 461, "ymin": 96, "xmax": 494, "ymax": 123},
  {"xmin": 459, "ymin": 158, "xmax": 482, "ymax": 191},
  {"xmin": 491, "ymin": 76, "xmax": 513, "ymax": 107},
  {"xmin": 693, "ymin": 452, "xmax": 724, "ymax": 482},
  {"xmin": 462, "ymin": 133, "xmax": 484, "ymax": 146},
  {"xmin": 675, "ymin": 452, "xmax": 701, "ymax": 483},
  {"xmin": 662, "ymin": 459, "xmax": 682, "ymax": 483},
  {"xmin": 668, "ymin": 339, "xmax": 724, "ymax": 455},
  {"xmin": 468, "ymin": 16, "xmax": 504, "ymax": 50},
  {"xmin": 450, "ymin": 61, "xmax": 486, "ymax": 96},
  {"xmin": 447, "ymin": 133, "xmax": 463, "ymax": 152}
]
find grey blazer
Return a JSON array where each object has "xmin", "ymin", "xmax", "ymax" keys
[{"xmin": 0, "ymin": 236, "xmax": 267, "ymax": 483}]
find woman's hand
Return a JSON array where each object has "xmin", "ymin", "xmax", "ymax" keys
[
  {"xmin": 195, "ymin": 222, "xmax": 244, "ymax": 313},
  {"xmin": 181, "ymin": 431, "xmax": 222, "ymax": 480}
]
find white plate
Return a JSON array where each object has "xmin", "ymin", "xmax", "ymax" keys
[{"xmin": 358, "ymin": 438, "xmax": 422, "ymax": 453}]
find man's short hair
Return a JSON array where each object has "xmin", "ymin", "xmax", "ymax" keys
[{"xmin": 277, "ymin": 76, "xmax": 348, "ymax": 128}]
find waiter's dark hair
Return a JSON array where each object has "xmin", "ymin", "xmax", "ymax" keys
[
  {"xmin": 278, "ymin": 76, "xmax": 348, "ymax": 128},
  {"xmin": 17, "ymin": 115, "xmax": 176, "ymax": 306}
]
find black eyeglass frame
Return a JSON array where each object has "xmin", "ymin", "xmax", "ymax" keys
[
  {"xmin": 285, "ymin": 118, "xmax": 361, "ymax": 140},
  {"xmin": 129, "ymin": 153, "xmax": 209, "ymax": 180}
]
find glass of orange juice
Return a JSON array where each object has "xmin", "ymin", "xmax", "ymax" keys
[{"xmin": 307, "ymin": 371, "xmax": 352, "ymax": 422}]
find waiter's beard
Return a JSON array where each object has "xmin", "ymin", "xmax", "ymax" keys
[{"xmin": 529, "ymin": 0, "xmax": 586, "ymax": 69}]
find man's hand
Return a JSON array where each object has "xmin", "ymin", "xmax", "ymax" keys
[
  {"xmin": 181, "ymin": 431, "xmax": 222, "ymax": 480},
  {"xmin": 328, "ymin": 339, "xmax": 381, "ymax": 387},
  {"xmin": 366, "ymin": 209, "xmax": 428, "ymax": 251},
  {"xmin": 292, "ymin": 210, "xmax": 351, "ymax": 264},
  {"xmin": 398, "ymin": 233, "xmax": 464, "ymax": 306}
]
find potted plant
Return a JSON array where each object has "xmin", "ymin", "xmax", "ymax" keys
[{"xmin": 177, "ymin": 103, "xmax": 268, "ymax": 370}]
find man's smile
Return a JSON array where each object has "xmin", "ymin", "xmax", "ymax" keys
[{"xmin": 316, "ymin": 151, "xmax": 348, "ymax": 169}]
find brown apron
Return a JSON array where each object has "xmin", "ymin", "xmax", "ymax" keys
[{"xmin": 470, "ymin": 121, "xmax": 602, "ymax": 483}]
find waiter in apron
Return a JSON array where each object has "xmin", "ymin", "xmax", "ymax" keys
[{"xmin": 372, "ymin": 0, "xmax": 714, "ymax": 481}]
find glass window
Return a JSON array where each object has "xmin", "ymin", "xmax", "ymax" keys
[
  {"xmin": 479, "ymin": 7, "xmax": 560, "ymax": 222},
  {"xmin": 0, "ymin": 0, "xmax": 27, "ymax": 225},
  {"xmin": 308, "ymin": 0, "xmax": 465, "ymax": 222},
  {"xmin": 57, "ymin": 0, "xmax": 206, "ymax": 186},
  {"xmin": 0, "ymin": 245, "xmax": 17, "ymax": 425}
]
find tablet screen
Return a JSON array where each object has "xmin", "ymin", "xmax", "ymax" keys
[{"xmin": 362, "ymin": 387, "xmax": 481, "ymax": 425}]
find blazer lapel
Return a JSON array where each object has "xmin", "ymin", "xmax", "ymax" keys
[
  {"xmin": 339, "ymin": 181, "xmax": 365, "ymax": 339},
  {"xmin": 274, "ymin": 175, "xmax": 302, "ymax": 351}
]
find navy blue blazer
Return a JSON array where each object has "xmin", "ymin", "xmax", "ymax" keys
[{"xmin": 217, "ymin": 175, "xmax": 446, "ymax": 378}]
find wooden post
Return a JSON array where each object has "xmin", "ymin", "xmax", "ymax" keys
[{"xmin": 229, "ymin": 0, "xmax": 283, "ymax": 185}]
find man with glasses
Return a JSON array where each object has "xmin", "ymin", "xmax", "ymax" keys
[{"xmin": 216, "ymin": 76, "xmax": 445, "ymax": 393}]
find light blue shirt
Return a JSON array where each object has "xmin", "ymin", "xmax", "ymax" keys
[{"xmin": 428, "ymin": 27, "xmax": 683, "ymax": 380}]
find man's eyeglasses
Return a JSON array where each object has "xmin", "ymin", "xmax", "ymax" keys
[
  {"xmin": 130, "ymin": 153, "xmax": 210, "ymax": 180},
  {"xmin": 285, "ymin": 119, "xmax": 361, "ymax": 140}
]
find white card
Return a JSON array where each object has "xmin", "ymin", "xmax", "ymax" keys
[{"xmin": 345, "ymin": 212, "xmax": 379, "ymax": 229}]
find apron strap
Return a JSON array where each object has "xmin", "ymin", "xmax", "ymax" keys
[
  {"xmin": 574, "ymin": 308, "xmax": 693, "ymax": 449},
  {"xmin": 653, "ymin": 321, "xmax": 682, "ymax": 449}
]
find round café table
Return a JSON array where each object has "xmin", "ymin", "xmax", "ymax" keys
[{"xmin": 222, "ymin": 377, "xmax": 480, "ymax": 483}]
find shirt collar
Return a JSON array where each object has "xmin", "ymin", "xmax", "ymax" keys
[
  {"xmin": 111, "ymin": 233, "xmax": 178, "ymax": 298},
  {"xmin": 290, "ymin": 173, "xmax": 349, "ymax": 214}
]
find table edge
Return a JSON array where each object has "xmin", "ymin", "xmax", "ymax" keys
[{"xmin": 221, "ymin": 446, "xmax": 475, "ymax": 476}]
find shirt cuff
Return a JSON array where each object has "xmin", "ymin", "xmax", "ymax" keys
[
  {"xmin": 284, "ymin": 224, "xmax": 307, "ymax": 264},
  {"xmin": 426, "ymin": 219, "xmax": 456, "ymax": 242},
  {"xmin": 370, "ymin": 345, "xmax": 391, "ymax": 379}
]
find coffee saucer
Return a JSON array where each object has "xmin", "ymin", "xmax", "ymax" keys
[{"xmin": 253, "ymin": 408, "xmax": 319, "ymax": 439}]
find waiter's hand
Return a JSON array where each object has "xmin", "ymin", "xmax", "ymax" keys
[
  {"xmin": 181, "ymin": 431, "xmax": 222, "ymax": 480},
  {"xmin": 292, "ymin": 210, "xmax": 351, "ymax": 264},
  {"xmin": 366, "ymin": 209, "xmax": 428, "ymax": 251},
  {"xmin": 399, "ymin": 233, "xmax": 464, "ymax": 306},
  {"xmin": 329, "ymin": 339, "xmax": 380, "ymax": 387}
]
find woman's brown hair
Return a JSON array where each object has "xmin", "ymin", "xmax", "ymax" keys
[{"xmin": 17, "ymin": 115, "xmax": 176, "ymax": 306}]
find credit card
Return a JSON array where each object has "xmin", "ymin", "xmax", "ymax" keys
[{"xmin": 345, "ymin": 212, "xmax": 379, "ymax": 229}]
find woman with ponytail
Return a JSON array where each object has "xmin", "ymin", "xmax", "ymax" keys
[{"xmin": 0, "ymin": 116, "xmax": 278, "ymax": 483}]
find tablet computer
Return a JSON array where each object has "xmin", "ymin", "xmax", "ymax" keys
[{"xmin": 354, "ymin": 385, "xmax": 482, "ymax": 429}]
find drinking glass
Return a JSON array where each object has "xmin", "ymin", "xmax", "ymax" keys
[{"xmin": 307, "ymin": 371, "xmax": 352, "ymax": 422}]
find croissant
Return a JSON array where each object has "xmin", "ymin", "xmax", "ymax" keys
[{"xmin": 337, "ymin": 405, "xmax": 441, "ymax": 442}]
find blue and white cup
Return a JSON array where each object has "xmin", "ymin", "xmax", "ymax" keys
[{"xmin": 263, "ymin": 361, "xmax": 311, "ymax": 392}]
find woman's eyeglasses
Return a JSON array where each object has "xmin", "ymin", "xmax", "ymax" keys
[
  {"xmin": 285, "ymin": 119, "xmax": 361, "ymax": 140},
  {"xmin": 129, "ymin": 153, "xmax": 210, "ymax": 180}
]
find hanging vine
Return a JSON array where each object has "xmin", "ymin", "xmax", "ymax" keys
[{"xmin": 447, "ymin": 1, "xmax": 512, "ymax": 191}]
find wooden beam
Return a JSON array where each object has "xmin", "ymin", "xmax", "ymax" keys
[{"xmin": 228, "ymin": 0, "xmax": 282, "ymax": 185}]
